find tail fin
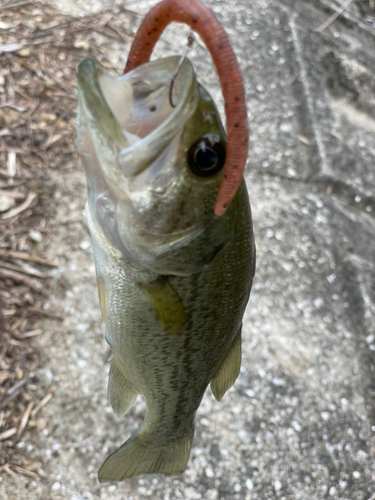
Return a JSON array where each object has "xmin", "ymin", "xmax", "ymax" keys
[{"xmin": 98, "ymin": 428, "xmax": 194, "ymax": 482}]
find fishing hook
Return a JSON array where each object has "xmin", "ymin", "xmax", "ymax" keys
[{"xmin": 169, "ymin": 34, "xmax": 195, "ymax": 108}]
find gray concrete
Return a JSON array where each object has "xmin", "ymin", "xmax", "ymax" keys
[{"xmin": 1, "ymin": 0, "xmax": 374, "ymax": 499}]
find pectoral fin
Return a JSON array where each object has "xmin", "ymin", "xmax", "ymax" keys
[
  {"xmin": 138, "ymin": 276, "xmax": 186, "ymax": 336},
  {"xmin": 108, "ymin": 360, "xmax": 138, "ymax": 417},
  {"xmin": 210, "ymin": 326, "xmax": 242, "ymax": 401}
]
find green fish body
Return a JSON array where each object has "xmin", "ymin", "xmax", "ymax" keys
[{"xmin": 76, "ymin": 56, "xmax": 255, "ymax": 481}]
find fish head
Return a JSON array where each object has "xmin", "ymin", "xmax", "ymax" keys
[{"xmin": 77, "ymin": 56, "xmax": 230, "ymax": 274}]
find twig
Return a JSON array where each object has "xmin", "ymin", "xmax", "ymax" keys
[
  {"xmin": 7, "ymin": 377, "xmax": 28, "ymax": 396},
  {"xmin": 0, "ymin": 268, "xmax": 46, "ymax": 295},
  {"xmin": 0, "ymin": 226, "xmax": 47, "ymax": 243},
  {"xmin": 0, "ymin": 42, "xmax": 23, "ymax": 53},
  {"xmin": 0, "ymin": 427, "xmax": 17, "ymax": 441},
  {"xmin": 316, "ymin": 0, "xmax": 353, "ymax": 32},
  {"xmin": 31, "ymin": 387, "xmax": 55, "ymax": 418},
  {"xmin": 0, "ymin": 190, "xmax": 26, "ymax": 200},
  {"xmin": 17, "ymin": 329, "xmax": 43, "ymax": 339},
  {"xmin": 0, "ymin": 261, "xmax": 49, "ymax": 279},
  {"xmin": 16, "ymin": 401, "xmax": 34, "ymax": 439},
  {"xmin": 0, "ymin": 386, "xmax": 25, "ymax": 410},
  {"xmin": 1, "ymin": 192, "xmax": 37, "ymax": 220},
  {"xmin": 0, "ymin": 181, "xmax": 26, "ymax": 188},
  {"xmin": 7, "ymin": 151, "xmax": 17, "ymax": 178},
  {"xmin": 0, "ymin": 249, "xmax": 58, "ymax": 267},
  {"xmin": 41, "ymin": 111, "xmax": 68, "ymax": 150},
  {"xmin": 1, "ymin": 465, "xmax": 17, "ymax": 478},
  {"xmin": 26, "ymin": 307, "xmax": 63, "ymax": 319},
  {"xmin": 0, "ymin": 1, "xmax": 32, "ymax": 10},
  {"xmin": 30, "ymin": 36, "xmax": 60, "ymax": 46},
  {"xmin": 1, "ymin": 308, "xmax": 16, "ymax": 316},
  {"xmin": 9, "ymin": 339, "xmax": 30, "ymax": 347},
  {"xmin": 105, "ymin": 22, "xmax": 130, "ymax": 43},
  {"xmin": 11, "ymin": 465, "xmax": 38, "ymax": 479}
]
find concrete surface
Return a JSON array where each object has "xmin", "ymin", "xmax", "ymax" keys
[{"xmin": 1, "ymin": 0, "xmax": 374, "ymax": 499}]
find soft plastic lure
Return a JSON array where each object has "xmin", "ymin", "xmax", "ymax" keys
[{"xmin": 124, "ymin": 0, "xmax": 249, "ymax": 216}]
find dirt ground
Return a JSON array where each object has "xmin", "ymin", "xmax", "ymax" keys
[{"xmin": 1, "ymin": 0, "xmax": 375, "ymax": 499}]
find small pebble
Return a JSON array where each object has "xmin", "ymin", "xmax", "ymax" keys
[
  {"xmin": 292, "ymin": 421, "xmax": 301, "ymax": 432},
  {"xmin": 327, "ymin": 274, "xmax": 336, "ymax": 284},
  {"xmin": 205, "ymin": 466, "xmax": 214, "ymax": 478},
  {"xmin": 29, "ymin": 230, "xmax": 42, "ymax": 243},
  {"xmin": 74, "ymin": 39, "xmax": 90, "ymax": 49},
  {"xmin": 51, "ymin": 481, "xmax": 61, "ymax": 491},
  {"xmin": 0, "ymin": 195, "xmax": 15, "ymax": 212},
  {"xmin": 274, "ymin": 480, "xmax": 282, "ymax": 491},
  {"xmin": 313, "ymin": 297, "xmax": 324, "ymax": 309},
  {"xmin": 246, "ymin": 479, "xmax": 253, "ymax": 491},
  {"xmin": 80, "ymin": 240, "xmax": 91, "ymax": 250},
  {"xmin": 18, "ymin": 48, "xmax": 31, "ymax": 57},
  {"xmin": 39, "ymin": 112, "xmax": 57, "ymax": 124}
]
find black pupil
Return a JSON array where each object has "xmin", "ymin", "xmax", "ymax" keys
[
  {"xmin": 195, "ymin": 143, "xmax": 218, "ymax": 171},
  {"xmin": 188, "ymin": 137, "xmax": 225, "ymax": 177}
]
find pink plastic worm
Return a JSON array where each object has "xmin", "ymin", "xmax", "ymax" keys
[{"xmin": 124, "ymin": 0, "xmax": 249, "ymax": 216}]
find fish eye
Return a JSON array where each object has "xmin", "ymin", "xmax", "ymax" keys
[{"xmin": 188, "ymin": 137, "xmax": 225, "ymax": 177}]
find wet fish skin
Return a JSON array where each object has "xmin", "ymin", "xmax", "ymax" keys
[{"xmin": 76, "ymin": 56, "xmax": 255, "ymax": 481}]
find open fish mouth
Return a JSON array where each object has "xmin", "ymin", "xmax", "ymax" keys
[{"xmin": 77, "ymin": 56, "xmax": 199, "ymax": 180}]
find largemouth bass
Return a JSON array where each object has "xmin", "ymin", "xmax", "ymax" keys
[{"xmin": 76, "ymin": 0, "xmax": 255, "ymax": 482}]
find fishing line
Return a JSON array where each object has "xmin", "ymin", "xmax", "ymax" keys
[{"xmin": 169, "ymin": 34, "xmax": 195, "ymax": 108}]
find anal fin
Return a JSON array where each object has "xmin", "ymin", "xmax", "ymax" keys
[
  {"xmin": 210, "ymin": 326, "xmax": 242, "ymax": 401},
  {"xmin": 108, "ymin": 359, "xmax": 138, "ymax": 417}
]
